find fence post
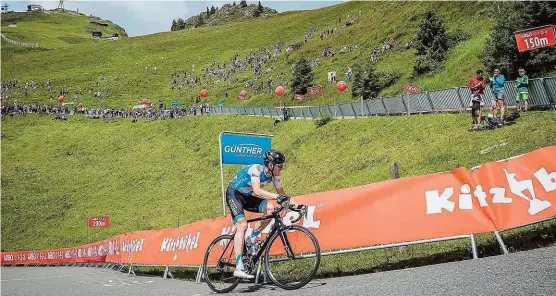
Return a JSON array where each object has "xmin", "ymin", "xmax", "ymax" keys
[
  {"xmin": 455, "ymin": 87, "xmax": 466, "ymax": 112},
  {"xmin": 426, "ymin": 91, "xmax": 436, "ymax": 112},
  {"xmin": 391, "ymin": 162, "xmax": 400, "ymax": 179},
  {"xmin": 360, "ymin": 96, "xmax": 365, "ymax": 117},
  {"xmin": 381, "ymin": 98, "xmax": 388, "ymax": 115},
  {"xmin": 402, "ymin": 95, "xmax": 410, "ymax": 116},
  {"xmin": 350, "ymin": 103, "xmax": 358, "ymax": 118},
  {"xmin": 542, "ymin": 78, "xmax": 556, "ymax": 110}
]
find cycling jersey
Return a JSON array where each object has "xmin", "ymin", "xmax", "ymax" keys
[{"xmin": 228, "ymin": 164, "xmax": 282, "ymax": 196}]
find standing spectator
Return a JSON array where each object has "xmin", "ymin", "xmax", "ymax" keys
[
  {"xmin": 468, "ymin": 70, "xmax": 486, "ymax": 131},
  {"xmin": 488, "ymin": 69, "xmax": 505, "ymax": 125},
  {"xmin": 515, "ymin": 68, "xmax": 529, "ymax": 112},
  {"xmin": 281, "ymin": 103, "xmax": 288, "ymax": 121},
  {"xmin": 345, "ymin": 67, "xmax": 352, "ymax": 81}
]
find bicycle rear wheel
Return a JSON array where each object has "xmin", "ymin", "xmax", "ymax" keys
[
  {"xmin": 203, "ymin": 234, "xmax": 240, "ymax": 293},
  {"xmin": 264, "ymin": 225, "xmax": 320, "ymax": 290}
]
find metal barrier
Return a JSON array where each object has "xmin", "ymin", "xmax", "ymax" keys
[{"xmin": 213, "ymin": 77, "xmax": 556, "ymax": 119}]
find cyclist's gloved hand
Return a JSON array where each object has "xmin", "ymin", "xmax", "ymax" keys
[{"xmin": 277, "ymin": 194, "xmax": 290, "ymax": 205}]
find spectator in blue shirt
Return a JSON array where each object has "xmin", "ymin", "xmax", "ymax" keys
[{"xmin": 489, "ymin": 69, "xmax": 505, "ymax": 124}]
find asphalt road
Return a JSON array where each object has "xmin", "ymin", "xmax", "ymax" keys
[{"xmin": 2, "ymin": 246, "xmax": 555, "ymax": 296}]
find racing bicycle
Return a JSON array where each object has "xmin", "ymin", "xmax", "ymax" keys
[{"xmin": 202, "ymin": 200, "xmax": 321, "ymax": 293}]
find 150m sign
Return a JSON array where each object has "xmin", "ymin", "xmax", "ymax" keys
[
  {"xmin": 515, "ymin": 25, "xmax": 556, "ymax": 52},
  {"xmin": 88, "ymin": 216, "xmax": 110, "ymax": 228}
]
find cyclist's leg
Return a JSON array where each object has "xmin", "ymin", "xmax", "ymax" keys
[{"xmin": 225, "ymin": 187, "xmax": 251, "ymax": 277}]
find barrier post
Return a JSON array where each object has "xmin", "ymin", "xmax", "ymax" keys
[
  {"xmin": 470, "ymin": 234, "xmax": 478, "ymax": 259},
  {"xmin": 195, "ymin": 265, "xmax": 203, "ymax": 283},
  {"xmin": 163, "ymin": 266, "xmax": 174, "ymax": 279},
  {"xmin": 255, "ymin": 260, "xmax": 263, "ymax": 284},
  {"xmin": 391, "ymin": 162, "xmax": 400, "ymax": 179},
  {"xmin": 494, "ymin": 231, "xmax": 509, "ymax": 254},
  {"xmin": 127, "ymin": 263, "xmax": 136, "ymax": 276}
]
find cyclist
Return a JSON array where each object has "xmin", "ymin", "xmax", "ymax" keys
[{"xmin": 226, "ymin": 149, "xmax": 293, "ymax": 279}]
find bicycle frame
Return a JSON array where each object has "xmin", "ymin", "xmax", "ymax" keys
[
  {"xmin": 247, "ymin": 210, "xmax": 296, "ymax": 263},
  {"xmin": 217, "ymin": 209, "xmax": 296, "ymax": 270}
]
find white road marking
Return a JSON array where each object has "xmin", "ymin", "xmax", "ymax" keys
[{"xmin": 1, "ymin": 271, "xmax": 106, "ymax": 282}]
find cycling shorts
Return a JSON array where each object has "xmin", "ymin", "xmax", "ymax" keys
[{"xmin": 226, "ymin": 186, "xmax": 267, "ymax": 224}]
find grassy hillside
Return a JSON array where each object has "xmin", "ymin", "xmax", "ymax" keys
[
  {"xmin": 1, "ymin": 10, "xmax": 127, "ymax": 49},
  {"xmin": 1, "ymin": 2, "xmax": 495, "ymax": 109},
  {"xmin": 2, "ymin": 111, "xmax": 555, "ymax": 251}
]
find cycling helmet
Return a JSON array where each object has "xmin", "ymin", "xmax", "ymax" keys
[{"xmin": 263, "ymin": 150, "xmax": 285, "ymax": 166}]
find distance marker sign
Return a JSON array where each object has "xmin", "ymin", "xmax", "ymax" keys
[{"xmin": 515, "ymin": 25, "xmax": 556, "ymax": 52}]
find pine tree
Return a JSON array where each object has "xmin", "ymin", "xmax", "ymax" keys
[
  {"xmin": 414, "ymin": 11, "xmax": 450, "ymax": 75},
  {"xmin": 233, "ymin": 1, "xmax": 236, "ymax": 7},
  {"xmin": 210, "ymin": 5, "xmax": 216, "ymax": 15},
  {"xmin": 176, "ymin": 18, "xmax": 185, "ymax": 30},
  {"xmin": 206, "ymin": 7, "xmax": 209, "ymax": 15},
  {"xmin": 254, "ymin": 1, "xmax": 264, "ymax": 17},
  {"xmin": 352, "ymin": 59, "xmax": 400, "ymax": 99},
  {"xmin": 196, "ymin": 14, "xmax": 204, "ymax": 27},
  {"xmin": 171, "ymin": 19, "xmax": 177, "ymax": 31},
  {"xmin": 483, "ymin": 1, "xmax": 556, "ymax": 78},
  {"xmin": 240, "ymin": 0, "xmax": 248, "ymax": 8},
  {"xmin": 291, "ymin": 57, "xmax": 314, "ymax": 95}
]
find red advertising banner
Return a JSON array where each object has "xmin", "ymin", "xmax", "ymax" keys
[
  {"xmin": 2, "ymin": 146, "xmax": 555, "ymax": 266},
  {"xmin": 88, "ymin": 216, "xmax": 110, "ymax": 228},
  {"xmin": 404, "ymin": 83, "xmax": 422, "ymax": 94},
  {"xmin": 307, "ymin": 86, "xmax": 323, "ymax": 96},
  {"xmin": 515, "ymin": 25, "xmax": 556, "ymax": 52}
]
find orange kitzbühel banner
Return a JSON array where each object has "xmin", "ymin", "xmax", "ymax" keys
[{"xmin": 2, "ymin": 146, "xmax": 555, "ymax": 266}]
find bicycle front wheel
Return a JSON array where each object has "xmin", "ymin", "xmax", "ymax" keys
[
  {"xmin": 203, "ymin": 234, "xmax": 240, "ymax": 293},
  {"xmin": 264, "ymin": 225, "xmax": 320, "ymax": 290}
]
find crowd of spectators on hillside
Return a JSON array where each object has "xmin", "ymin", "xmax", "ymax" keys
[
  {"xmin": 2, "ymin": 10, "xmax": 366, "ymax": 110},
  {"xmin": 1, "ymin": 101, "xmax": 213, "ymax": 123}
]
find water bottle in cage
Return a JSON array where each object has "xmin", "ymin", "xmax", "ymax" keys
[{"xmin": 245, "ymin": 236, "xmax": 259, "ymax": 255}]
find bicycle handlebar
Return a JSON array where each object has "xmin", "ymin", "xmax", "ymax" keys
[{"xmin": 272, "ymin": 201, "xmax": 308, "ymax": 224}]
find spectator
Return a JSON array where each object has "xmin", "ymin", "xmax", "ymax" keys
[
  {"xmin": 468, "ymin": 70, "xmax": 486, "ymax": 131},
  {"xmin": 515, "ymin": 68, "xmax": 529, "ymax": 112},
  {"xmin": 282, "ymin": 103, "xmax": 288, "ymax": 121},
  {"xmin": 345, "ymin": 67, "xmax": 352, "ymax": 81},
  {"xmin": 488, "ymin": 69, "xmax": 505, "ymax": 124}
]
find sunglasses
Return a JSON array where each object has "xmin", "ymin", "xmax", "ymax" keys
[{"xmin": 275, "ymin": 164, "xmax": 284, "ymax": 169}]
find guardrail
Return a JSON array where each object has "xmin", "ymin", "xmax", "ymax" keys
[{"xmin": 211, "ymin": 77, "xmax": 556, "ymax": 119}]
